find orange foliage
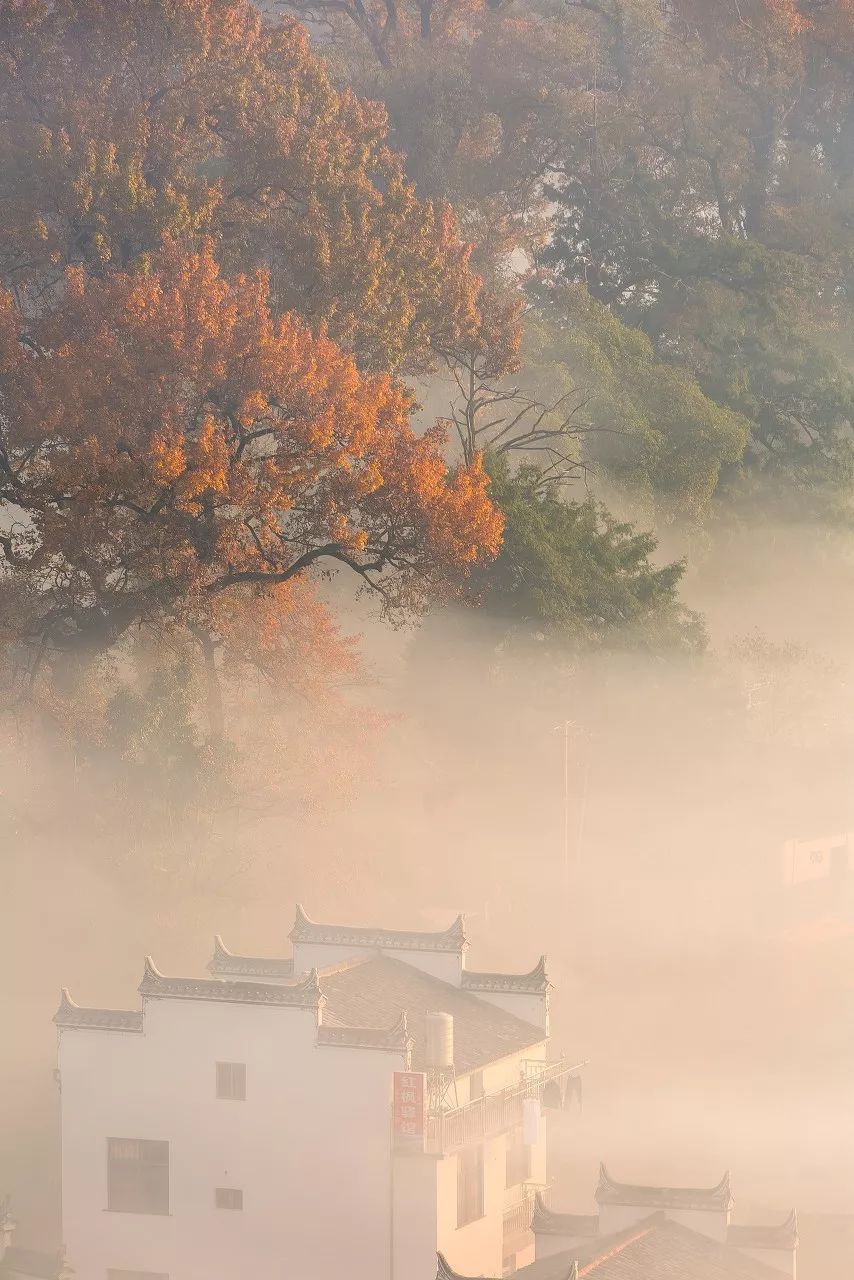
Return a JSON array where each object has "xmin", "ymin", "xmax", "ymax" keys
[
  {"xmin": 0, "ymin": 0, "xmax": 511, "ymax": 374},
  {"xmin": 0, "ymin": 241, "xmax": 503, "ymax": 666}
]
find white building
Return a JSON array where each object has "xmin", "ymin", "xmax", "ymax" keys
[{"xmin": 55, "ymin": 906, "xmax": 582, "ymax": 1280}]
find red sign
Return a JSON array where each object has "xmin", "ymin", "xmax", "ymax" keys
[{"xmin": 393, "ymin": 1071, "xmax": 425, "ymax": 1149}]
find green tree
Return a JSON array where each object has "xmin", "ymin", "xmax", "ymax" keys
[{"xmin": 471, "ymin": 455, "xmax": 705, "ymax": 653}]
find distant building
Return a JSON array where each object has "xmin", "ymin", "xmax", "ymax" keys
[
  {"xmin": 55, "ymin": 906, "xmax": 582, "ymax": 1280},
  {"xmin": 439, "ymin": 1166, "xmax": 798, "ymax": 1280}
]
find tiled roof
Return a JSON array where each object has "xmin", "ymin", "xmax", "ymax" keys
[
  {"xmin": 728, "ymin": 1212, "xmax": 798, "ymax": 1251},
  {"xmin": 461, "ymin": 956, "xmax": 550, "ymax": 994},
  {"xmin": 596, "ymin": 1163, "xmax": 734, "ymax": 1212},
  {"xmin": 319, "ymin": 954, "xmax": 545, "ymax": 1073},
  {"xmin": 439, "ymin": 1214, "xmax": 789, "ymax": 1280},
  {"xmin": 290, "ymin": 904, "xmax": 468, "ymax": 953},
  {"xmin": 317, "ymin": 1011, "xmax": 413, "ymax": 1056},
  {"xmin": 139, "ymin": 957, "xmax": 323, "ymax": 1008},
  {"xmin": 533, "ymin": 1192, "xmax": 599, "ymax": 1237},
  {"xmin": 53, "ymin": 989, "xmax": 143, "ymax": 1033},
  {"xmin": 207, "ymin": 935, "xmax": 294, "ymax": 979}
]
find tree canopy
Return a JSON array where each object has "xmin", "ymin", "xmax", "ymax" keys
[
  {"xmin": 0, "ymin": 0, "xmax": 515, "ymax": 374},
  {"xmin": 0, "ymin": 242, "xmax": 502, "ymax": 687},
  {"xmin": 471, "ymin": 455, "xmax": 704, "ymax": 653}
]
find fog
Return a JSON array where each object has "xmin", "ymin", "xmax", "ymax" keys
[{"xmin": 3, "ymin": 507, "xmax": 853, "ymax": 1278}]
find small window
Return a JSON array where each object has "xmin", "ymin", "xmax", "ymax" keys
[
  {"xmin": 216, "ymin": 1062, "xmax": 246, "ymax": 1101},
  {"xmin": 215, "ymin": 1187, "xmax": 243, "ymax": 1211},
  {"xmin": 107, "ymin": 1139, "xmax": 169, "ymax": 1215},
  {"xmin": 506, "ymin": 1137, "xmax": 531, "ymax": 1188},
  {"xmin": 457, "ymin": 1145, "xmax": 484, "ymax": 1228}
]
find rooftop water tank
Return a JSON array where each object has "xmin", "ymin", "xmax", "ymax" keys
[{"xmin": 424, "ymin": 1011, "xmax": 454, "ymax": 1070}]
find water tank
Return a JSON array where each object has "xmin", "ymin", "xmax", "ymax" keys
[{"xmin": 424, "ymin": 1011, "xmax": 454, "ymax": 1070}]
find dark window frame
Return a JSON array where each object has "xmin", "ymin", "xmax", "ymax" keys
[
  {"xmin": 215, "ymin": 1187, "xmax": 244, "ymax": 1211},
  {"xmin": 216, "ymin": 1061, "xmax": 246, "ymax": 1101},
  {"xmin": 107, "ymin": 1138, "xmax": 169, "ymax": 1216}
]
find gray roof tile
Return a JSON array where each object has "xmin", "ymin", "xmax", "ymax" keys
[
  {"xmin": 439, "ymin": 1214, "xmax": 790, "ymax": 1280},
  {"xmin": 320, "ymin": 954, "xmax": 544, "ymax": 1072}
]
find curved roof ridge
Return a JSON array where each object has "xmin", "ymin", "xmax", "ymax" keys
[
  {"xmin": 596, "ymin": 1163, "xmax": 734, "ymax": 1211},
  {"xmin": 207, "ymin": 936, "xmax": 295, "ymax": 979},
  {"xmin": 291, "ymin": 903, "xmax": 468, "ymax": 953},
  {"xmin": 533, "ymin": 1191, "xmax": 599, "ymax": 1237},
  {"xmin": 728, "ymin": 1210, "xmax": 798, "ymax": 1251},
  {"xmin": 317, "ymin": 1009, "xmax": 414, "ymax": 1056},
  {"xmin": 461, "ymin": 955, "xmax": 550, "ymax": 994},
  {"xmin": 54, "ymin": 988, "xmax": 144, "ymax": 1033},
  {"xmin": 139, "ymin": 956, "xmax": 323, "ymax": 1009}
]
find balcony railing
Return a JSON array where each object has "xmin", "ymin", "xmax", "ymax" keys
[
  {"xmin": 424, "ymin": 1058, "xmax": 584, "ymax": 1155},
  {"xmin": 503, "ymin": 1191, "xmax": 535, "ymax": 1241}
]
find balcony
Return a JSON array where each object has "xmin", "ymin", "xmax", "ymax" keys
[
  {"xmin": 503, "ymin": 1189, "xmax": 535, "ymax": 1241},
  {"xmin": 424, "ymin": 1058, "xmax": 584, "ymax": 1155}
]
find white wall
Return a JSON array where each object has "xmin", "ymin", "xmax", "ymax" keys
[
  {"xmin": 469, "ymin": 991, "xmax": 548, "ymax": 1033},
  {"xmin": 392, "ymin": 1153, "xmax": 439, "ymax": 1280},
  {"xmin": 738, "ymin": 1246, "xmax": 796, "ymax": 1279},
  {"xmin": 59, "ymin": 998, "xmax": 407, "ymax": 1280}
]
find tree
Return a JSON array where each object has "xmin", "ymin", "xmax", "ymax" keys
[
  {"xmin": 0, "ymin": 242, "xmax": 503, "ymax": 726},
  {"xmin": 518, "ymin": 300, "xmax": 748, "ymax": 518},
  {"xmin": 0, "ymin": 0, "xmax": 512, "ymax": 374},
  {"xmin": 470, "ymin": 455, "xmax": 704, "ymax": 652},
  {"xmin": 531, "ymin": 0, "xmax": 854, "ymax": 509}
]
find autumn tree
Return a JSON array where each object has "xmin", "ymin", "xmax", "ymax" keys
[
  {"xmin": 0, "ymin": 243, "xmax": 503, "ymax": 733},
  {"xmin": 0, "ymin": 0, "xmax": 513, "ymax": 374}
]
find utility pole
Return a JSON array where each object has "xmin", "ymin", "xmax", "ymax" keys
[{"xmin": 555, "ymin": 719, "xmax": 571, "ymax": 891}]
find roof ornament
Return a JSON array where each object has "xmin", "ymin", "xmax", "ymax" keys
[
  {"xmin": 596, "ymin": 1163, "xmax": 734, "ymax": 1211},
  {"xmin": 138, "ymin": 956, "xmax": 324, "ymax": 1008},
  {"xmin": 207, "ymin": 936, "xmax": 295, "ymax": 979},
  {"xmin": 291, "ymin": 904, "xmax": 469, "ymax": 953},
  {"xmin": 461, "ymin": 955, "xmax": 551, "ymax": 994},
  {"xmin": 53, "ymin": 989, "xmax": 143, "ymax": 1033},
  {"xmin": 532, "ymin": 1191, "xmax": 599, "ymax": 1239}
]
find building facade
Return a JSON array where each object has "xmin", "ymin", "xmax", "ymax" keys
[{"xmin": 56, "ymin": 907, "xmax": 582, "ymax": 1280}]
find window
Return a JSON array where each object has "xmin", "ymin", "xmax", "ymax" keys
[
  {"xmin": 107, "ymin": 1139, "xmax": 169, "ymax": 1215},
  {"xmin": 469, "ymin": 1071, "xmax": 484, "ymax": 1101},
  {"xmin": 505, "ymin": 1137, "xmax": 531, "ymax": 1188},
  {"xmin": 215, "ymin": 1187, "xmax": 244, "ymax": 1211},
  {"xmin": 216, "ymin": 1062, "xmax": 246, "ymax": 1101},
  {"xmin": 107, "ymin": 1272, "xmax": 169, "ymax": 1279},
  {"xmin": 456, "ymin": 1145, "xmax": 484, "ymax": 1228}
]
